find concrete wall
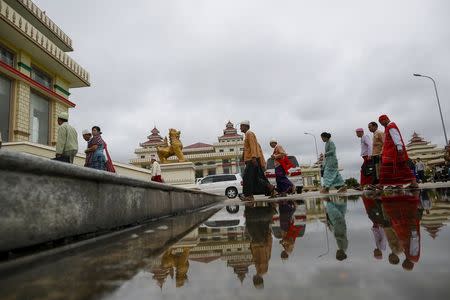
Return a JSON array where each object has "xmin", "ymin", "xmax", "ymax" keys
[
  {"xmin": 0, "ymin": 150, "xmax": 224, "ymax": 252},
  {"xmin": 2, "ymin": 142, "xmax": 198, "ymax": 186},
  {"xmin": 2, "ymin": 141, "xmax": 153, "ymax": 181}
]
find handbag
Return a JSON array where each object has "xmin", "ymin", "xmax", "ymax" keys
[{"xmin": 362, "ymin": 159, "xmax": 375, "ymax": 176}]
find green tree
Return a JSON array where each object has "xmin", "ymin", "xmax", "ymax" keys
[{"xmin": 345, "ymin": 177, "xmax": 359, "ymax": 188}]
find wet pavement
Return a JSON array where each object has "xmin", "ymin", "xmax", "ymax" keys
[{"xmin": 1, "ymin": 188, "xmax": 450, "ymax": 300}]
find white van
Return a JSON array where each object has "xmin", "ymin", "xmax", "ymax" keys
[{"xmin": 197, "ymin": 174, "xmax": 243, "ymax": 198}]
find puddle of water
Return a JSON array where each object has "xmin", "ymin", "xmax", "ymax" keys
[{"xmin": 1, "ymin": 188, "xmax": 449, "ymax": 300}]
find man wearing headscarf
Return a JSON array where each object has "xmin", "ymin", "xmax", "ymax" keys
[
  {"xmin": 82, "ymin": 129, "xmax": 92, "ymax": 167},
  {"xmin": 368, "ymin": 121, "xmax": 384, "ymax": 187},
  {"xmin": 150, "ymin": 155, "xmax": 163, "ymax": 183},
  {"xmin": 55, "ymin": 112, "xmax": 78, "ymax": 163},
  {"xmin": 245, "ymin": 205, "xmax": 275, "ymax": 289},
  {"xmin": 378, "ymin": 115, "xmax": 418, "ymax": 189},
  {"xmin": 239, "ymin": 121, "xmax": 275, "ymax": 201},
  {"xmin": 356, "ymin": 128, "xmax": 373, "ymax": 190},
  {"xmin": 270, "ymin": 138, "xmax": 294, "ymax": 196}
]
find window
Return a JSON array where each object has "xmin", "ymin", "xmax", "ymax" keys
[
  {"xmin": 31, "ymin": 66, "xmax": 52, "ymax": 89},
  {"xmin": 29, "ymin": 92, "xmax": 49, "ymax": 144},
  {"xmin": 140, "ymin": 155, "xmax": 145, "ymax": 159},
  {"xmin": 230, "ymin": 148, "xmax": 234, "ymax": 152},
  {"xmin": 208, "ymin": 169, "xmax": 216, "ymax": 175},
  {"xmin": 212, "ymin": 175, "xmax": 226, "ymax": 183},
  {"xmin": 0, "ymin": 45, "xmax": 14, "ymax": 66},
  {"xmin": 0, "ymin": 75, "xmax": 12, "ymax": 142},
  {"xmin": 219, "ymin": 149, "xmax": 224, "ymax": 152},
  {"xmin": 200, "ymin": 176, "xmax": 213, "ymax": 184},
  {"xmin": 213, "ymin": 175, "xmax": 236, "ymax": 182}
]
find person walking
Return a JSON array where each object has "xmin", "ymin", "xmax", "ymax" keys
[
  {"xmin": 320, "ymin": 132, "xmax": 346, "ymax": 194},
  {"xmin": 54, "ymin": 112, "xmax": 78, "ymax": 163},
  {"xmin": 150, "ymin": 155, "xmax": 163, "ymax": 183},
  {"xmin": 325, "ymin": 197, "xmax": 348, "ymax": 261},
  {"xmin": 381, "ymin": 191, "xmax": 421, "ymax": 271},
  {"xmin": 269, "ymin": 138, "xmax": 294, "ymax": 196},
  {"xmin": 278, "ymin": 201, "xmax": 300, "ymax": 260},
  {"xmin": 244, "ymin": 205, "xmax": 275, "ymax": 289},
  {"xmin": 415, "ymin": 158, "xmax": 426, "ymax": 183},
  {"xmin": 378, "ymin": 115, "xmax": 418, "ymax": 189},
  {"xmin": 368, "ymin": 121, "xmax": 384, "ymax": 187},
  {"xmin": 362, "ymin": 195, "xmax": 387, "ymax": 260},
  {"xmin": 356, "ymin": 128, "xmax": 373, "ymax": 190},
  {"xmin": 239, "ymin": 120, "xmax": 275, "ymax": 201},
  {"xmin": 85, "ymin": 126, "xmax": 115, "ymax": 172},
  {"xmin": 82, "ymin": 129, "xmax": 92, "ymax": 167}
]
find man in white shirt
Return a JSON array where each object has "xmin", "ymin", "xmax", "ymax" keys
[
  {"xmin": 150, "ymin": 155, "xmax": 163, "ymax": 183},
  {"xmin": 356, "ymin": 128, "xmax": 373, "ymax": 190},
  {"xmin": 415, "ymin": 158, "xmax": 425, "ymax": 183}
]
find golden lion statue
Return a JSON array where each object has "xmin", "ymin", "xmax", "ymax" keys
[{"xmin": 157, "ymin": 128, "xmax": 186, "ymax": 163}]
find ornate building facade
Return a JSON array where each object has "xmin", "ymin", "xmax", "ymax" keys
[
  {"xmin": 406, "ymin": 132, "xmax": 445, "ymax": 167},
  {"xmin": 131, "ymin": 121, "xmax": 245, "ymax": 178},
  {"xmin": 0, "ymin": 0, "xmax": 90, "ymax": 145}
]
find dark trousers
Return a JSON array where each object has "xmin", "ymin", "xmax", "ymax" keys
[
  {"xmin": 418, "ymin": 170, "xmax": 425, "ymax": 182},
  {"xmin": 243, "ymin": 159, "xmax": 270, "ymax": 196},
  {"xmin": 372, "ymin": 155, "xmax": 381, "ymax": 184}
]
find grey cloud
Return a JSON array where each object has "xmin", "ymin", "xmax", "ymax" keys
[{"xmin": 35, "ymin": 0, "xmax": 450, "ymax": 177}]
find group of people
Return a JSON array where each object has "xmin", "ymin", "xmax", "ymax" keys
[
  {"xmin": 355, "ymin": 114, "xmax": 418, "ymax": 191},
  {"xmin": 238, "ymin": 114, "xmax": 421, "ymax": 201},
  {"xmin": 239, "ymin": 119, "xmax": 314, "ymax": 201},
  {"xmin": 247, "ymin": 190, "xmax": 426, "ymax": 279},
  {"xmin": 54, "ymin": 112, "xmax": 115, "ymax": 172}
]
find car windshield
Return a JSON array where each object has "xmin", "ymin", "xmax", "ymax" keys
[{"xmin": 266, "ymin": 156, "xmax": 299, "ymax": 169}]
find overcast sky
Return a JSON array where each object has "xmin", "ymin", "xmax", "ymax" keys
[{"xmin": 36, "ymin": 0, "xmax": 450, "ymax": 178}]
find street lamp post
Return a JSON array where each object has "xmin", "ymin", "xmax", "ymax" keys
[
  {"xmin": 304, "ymin": 132, "xmax": 319, "ymax": 160},
  {"xmin": 304, "ymin": 132, "xmax": 321, "ymax": 187},
  {"xmin": 413, "ymin": 73, "xmax": 449, "ymax": 146}
]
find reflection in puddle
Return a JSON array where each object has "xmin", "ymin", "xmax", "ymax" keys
[{"xmin": 144, "ymin": 188, "xmax": 450, "ymax": 294}]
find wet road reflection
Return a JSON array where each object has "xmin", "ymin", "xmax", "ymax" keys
[{"xmin": 1, "ymin": 188, "xmax": 450, "ymax": 300}]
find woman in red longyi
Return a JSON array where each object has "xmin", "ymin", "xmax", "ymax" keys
[{"xmin": 378, "ymin": 115, "xmax": 418, "ymax": 188}]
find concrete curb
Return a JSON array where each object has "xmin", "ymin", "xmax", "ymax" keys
[{"xmin": 0, "ymin": 150, "xmax": 224, "ymax": 252}]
